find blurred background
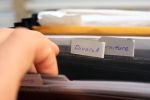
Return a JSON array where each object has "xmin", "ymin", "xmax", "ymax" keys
[{"xmin": 1, "ymin": 0, "xmax": 150, "ymax": 27}]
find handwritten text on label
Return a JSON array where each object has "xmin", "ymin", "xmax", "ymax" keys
[
  {"xmin": 100, "ymin": 37, "xmax": 135, "ymax": 57},
  {"xmin": 71, "ymin": 39, "xmax": 105, "ymax": 58}
]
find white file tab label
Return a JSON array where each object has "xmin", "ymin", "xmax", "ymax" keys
[
  {"xmin": 100, "ymin": 37, "xmax": 135, "ymax": 57},
  {"xmin": 71, "ymin": 39, "xmax": 105, "ymax": 58}
]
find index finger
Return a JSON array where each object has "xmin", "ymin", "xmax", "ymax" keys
[
  {"xmin": 34, "ymin": 43, "xmax": 59, "ymax": 76},
  {"xmin": 28, "ymin": 31, "xmax": 59, "ymax": 76}
]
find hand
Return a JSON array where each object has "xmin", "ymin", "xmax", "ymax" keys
[{"xmin": 0, "ymin": 28, "xmax": 59, "ymax": 100}]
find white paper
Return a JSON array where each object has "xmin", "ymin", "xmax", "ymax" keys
[
  {"xmin": 100, "ymin": 37, "xmax": 135, "ymax": 57},
  {"xmin": 39, "ymin": 10, "xmax": 150, "ymax": 26},
  {"xmin": 71, "ymin": 39, "xmax": 105, "ymax": 58}
]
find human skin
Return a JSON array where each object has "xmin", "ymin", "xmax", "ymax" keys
[{"xmin": 0, "ymin": 28, "xmax": 59, "ymax": 100}]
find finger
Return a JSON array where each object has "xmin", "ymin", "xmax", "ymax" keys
[
  {"xmin": 39, "ymin": 37, "xmax": 59, "ymax": 56},
  {"xmin": 35, "ymin": 48, "xmax": 58, "ymax": 76},
  {"xmin": 33, "ymin": 35, "xmax": 59, "ymax": 76},
  {"xmin": 48, "ymin": 40, "xmax": 59, "ymax": 55},
  {"xmin": 8, "ymin": 28, "xmax": 59, "ymax": 76}
]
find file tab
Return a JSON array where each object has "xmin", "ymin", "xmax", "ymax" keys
[
  {"xmin": 100, "ymin": 37, "xmax": 135, "ymax": 57},
  {"xmin": 71, "ymin": 39, "xmax": 105, "ymax": 58}
]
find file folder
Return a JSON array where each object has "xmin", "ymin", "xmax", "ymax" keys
[
  {"xmin": 19, "ymin": 74, "xmax": 150, "ymax": 100},
  {"xmin": 14, "ymin": 12, "xmax": 150, "ymax": 36},
  {"xmin": 33, "ymin": 26, "xmax": 150, "ymax": 36},
  {"xmin": 14, "ymin": 12, "xmax": 150, "ymax": 82},
  {"xmin": 14, "ymin": 10, "xmax": 150, "ymax": 100}
]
